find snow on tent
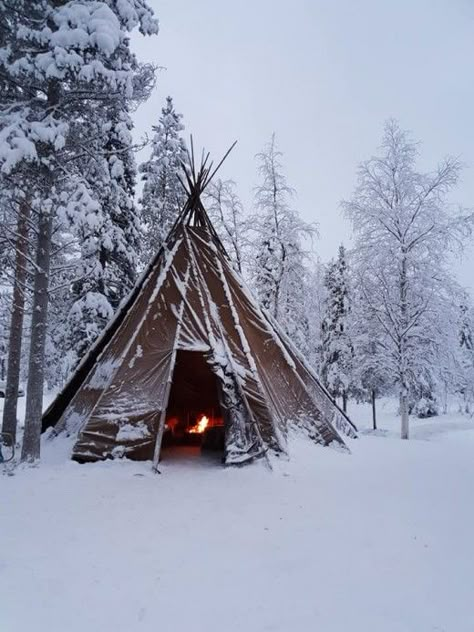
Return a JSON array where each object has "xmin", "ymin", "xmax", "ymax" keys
[{"xmin": 42, "ymin": 145, "xmax": 357, "ymax": 467}]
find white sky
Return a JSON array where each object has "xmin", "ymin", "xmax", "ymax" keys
[{"xmin": 131, "ymin": 0, "xmax": 474, "ymax": 291}]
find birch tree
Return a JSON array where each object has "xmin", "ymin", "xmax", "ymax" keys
[
  {"xmin": 205, "ymin": 178, "xmax": 248, "ymax": 273},
  {"xmin": 343, "ymin": 120, "xmax": 471, "ymax": 438}
]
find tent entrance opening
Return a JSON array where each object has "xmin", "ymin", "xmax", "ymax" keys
[{"xmin": 161, "ymin": 351, "xmax": 224, "ymax": 458}]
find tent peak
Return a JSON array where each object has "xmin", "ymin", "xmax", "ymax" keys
[
  {"xmin": 169, "ymin": 138, "xmax": 237, "ymax": 254},
  {"xmin": 178, "ymin": 137, "xmax": 237, "ymax": 200}
]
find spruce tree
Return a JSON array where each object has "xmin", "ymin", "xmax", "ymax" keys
[
  {"xmin": 65, "ymin": 107, "xmax": 141, "ymax": 368},
  {"xmin": 139, "ymin": 96, "xmax": 186, "ymax": 265},
  {"xmin": 457, "ymin": 300, "xmax": 474, "ymax": 413},
  {"xmin": 321, "ymin": 245, "xmax": 354, "ymax": 412}
]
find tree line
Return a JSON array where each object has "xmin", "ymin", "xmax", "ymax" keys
[
  {"xmin": 1, "ymin": 1, "xmax": 473, "ymax": 464},
  {"xmin": 207, "ymin": 123, "xmax": 474, "ymax": 439}
]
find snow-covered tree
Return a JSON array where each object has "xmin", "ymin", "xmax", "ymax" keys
[
  {"xmin": 139, "ymin": 96, "xmax": 186, "ymax": 264},
  {"xmin": 44, "ymin": 219, "xmax": 81, "ymax": 388},
  {"xmin": 351, "ymin": 286, "xmax": 393, "ymax": 429},
  {"xmin": 64, "ymin": 107, "xmax": 141, "ymax": 368},
  {"xmin": 303, "ymin": 259, "xmax": 326, "ymax": 372},
  {"xmin": 0, "ymin": 170, "xmax": 40, "ymax": 445},
  {"xmin": 0, "ymin": 193, "xmax": 31, "ymax": 444},
  {"xmin": 251, "ymin": 134, "xmax": 315, "ymax": 354},
  {"xmin": 0, "ymin": 290, "xmax": 10, "ymax": 382},
  {"xmin": 205, "ymin": 179, "xmax": 248, "ymax": 273},
  {"xmin": 456, "ymin": 299, "xmax": 474, "ymax": 414},
  {"xmin": 0, "ymin": 0, "xmax": 158, "ymax": 462},
  {"xmin": 320, "ymin": 245, "xmax": 354, "ymax": 412},
  {"xmin": 343, "ymin": 120, "xmax": 472, "ymax": 438}
]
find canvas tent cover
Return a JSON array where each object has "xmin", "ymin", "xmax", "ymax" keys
[{"xmin": 42, "ymin": 157, "xmax": 356, "ymax": 467}]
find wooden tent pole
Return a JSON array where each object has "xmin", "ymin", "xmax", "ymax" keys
[
  {"xmin": 201, "ymin": 140, "xmax": 238, "ymax": 192},
  {"xmin": 151, "ymin": 265, "xmax": 192, "ymax": 472}
]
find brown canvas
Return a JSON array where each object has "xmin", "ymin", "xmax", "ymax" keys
[{"xmin": 42, "ymin": 160, "xmax": 357, "ymax": 467}]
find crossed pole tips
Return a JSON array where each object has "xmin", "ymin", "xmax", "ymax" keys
[
  {"xmin": 168, "ymin": 138, "xmax": 238, "ymax": 255},
  {"xmin": 177, "ymin": 136, "xmax": 238, "ymax": 199}
]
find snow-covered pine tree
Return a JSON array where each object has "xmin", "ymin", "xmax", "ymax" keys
[
  {"xmin": 205, "ymin": 178, "xmax": 248, "ymax": 273},
  {"xmin": 64, "ymin": 107, "xmax": 141, "ymax": 368},
  {"xmin": 251, "ymin": 134, "xmax": 315, "ymax": 354},
  {"xmin": 44, "ymin": 218, "xmax": 81, "ymax": 387},
  {"xmin": 320, "ymin": 245, "xmax": 354, "ymax": 412},
  {"xmin": 343, "ymin": 120, "xmax": 472, "ymax": 439},
  {"xmin": 0, "ymin": 0, "xmax": 158, "ymax": 462},
  {"xmin": 0, "ymin": 4, "xmax": 37, "ymax": 444},
  {"xmin": 139, "ymin": 96, "xmax": 186, "ymax": 265}
]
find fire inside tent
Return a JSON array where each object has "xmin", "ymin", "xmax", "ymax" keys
[{"xmin": 161, "ymin": 350, "xmax": 226, "ymax": 456}]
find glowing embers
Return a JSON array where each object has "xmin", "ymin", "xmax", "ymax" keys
[{"xmin": 188, "ymin": 414, "xmax": 210, "ymax": 434}]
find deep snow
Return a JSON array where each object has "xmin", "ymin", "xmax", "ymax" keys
[{"xmin": 1, "ymin": 398, "xmax": 473, "ymax": 632}]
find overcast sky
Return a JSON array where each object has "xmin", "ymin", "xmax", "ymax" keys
[{"xmin": 131, "ymin": 0, "xmax": 474, "ymax": 290}]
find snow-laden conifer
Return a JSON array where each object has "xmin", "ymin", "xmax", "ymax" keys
[
  {"xmin": 456, "ymin": 298, "xmax": 474, "ymax": 414},
  {"xmin": 139, "ymin": 96, "xmax": 186, "ymax": 264},
  {"xmin": 0, "ymin": 0, "xmax": 158, "ymax": 462},
  {"xmin": 320, "ymin": 245, "xmax": 354, "ymax": 412},
  {"xmin": 64, "ymin": 107, "xmax": 141, "ymax": 368}
]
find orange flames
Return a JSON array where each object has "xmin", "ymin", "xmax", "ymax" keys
[{"xmin": 188, "ymin": 414, "xmax": 210, "ymax": 434}]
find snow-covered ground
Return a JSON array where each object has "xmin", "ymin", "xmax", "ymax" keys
[{"xmin": 1, "ymin": 397, "xmax": 473, "ymax": 632}]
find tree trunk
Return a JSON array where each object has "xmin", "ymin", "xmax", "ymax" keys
[
  {"xmin": 342, "ymin": 390, "xmax": 348, "ymax": 413},
  {"xmin": 399, "ymin": 248, "xmax": 409, "ymax": 440},
  {"xmin": 371, "ymin": 389, "xmax": 377, "ymax": 430},
  {"xmin": 1, "ymin": 198, "xmax": 30, "ymax": 446},
  {"xmin": 400, "ymin": 387, "xmax": 409, "ymax": 440},
  {"xmin": 21, "ymin": 209, "xmax": 53, "ymax": 463}
]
